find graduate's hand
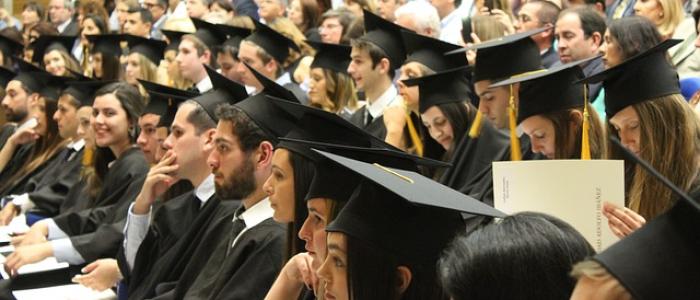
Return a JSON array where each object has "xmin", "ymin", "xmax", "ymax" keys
[
  {"xmin": 72, "ymin": 258, "xmax": 122, "ymax": 291},
  {"xmin": 602, "ymin": 201, "xmax": 646, "ymax": 238},
  {"xmin": 286, "ymin": 253, "xmax": 318, "ymax": 292},
  {"xmin": 0, "ymin": 203, "xmax": 17, "ymax": 225},
  {"xmin": 465, "ymin": 33, "xmax": 482, "ymax": 66},
  {"xmin": 9, "ymin": 127, "xmax": 40, "ymax": 147},
  {"xmin": 3, "ymin": 243, "xmax": 53, "ymax": 276},
  {"xmin": 133, "ymin": 151, "xmax": 179, "ymax": 214},
  {"xmin": 11, "ymin": 227, "xmax": 47, "ymax": 246},
  {"xmin": 383, "ymin": 104, "xmax": 408, "ymax": 150}
]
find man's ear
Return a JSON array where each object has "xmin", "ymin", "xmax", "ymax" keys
[
  {"xmin": 199, "ymin": 49, "xmax": 212, "ymax": 65},
  {"xmin": 590, "ymin": 32, "xmax": 603, "ymax": 49},
  {"xmin": 377, "ymin": 57, "xmax": 391, "ymax": 75},
  {"xmin": 256, "ymin": 140, "xmax": 274, "ymax": 167},
  {"xmin": 201, "ymin": 128, "xmax": 217, "ymax": 151},
  {"xmin": 395, "ymin": 266, "xmax": 412, "ymax": 296}
]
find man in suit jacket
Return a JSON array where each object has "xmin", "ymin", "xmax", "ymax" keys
[
  {"xmin": 48, "ymin": 0, "xmax": 78, "ymax": 36},
  {"xmin": 606, "ymin": 0, "xmax": 636, "ymax": 20}
]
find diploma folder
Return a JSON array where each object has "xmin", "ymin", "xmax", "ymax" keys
[{"xmin": 492, "ymin": 160, "xmax": 625, "ymax": 252}]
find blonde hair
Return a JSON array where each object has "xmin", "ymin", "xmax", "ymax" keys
[
  {"xmin": 312, "ymin": 68, "xmax": 359, "ymax": 114},
  {"xmin": 656, "ymin": 0, "xmax": 684, "ymax": 37},
  {"xmin": 606, "ymin": 94, "xmax": 700, "ymax": 220},
  {"xmin": 132, "ymin": 52, "xmax": 158, "ymax": 99},
  {"xmin": 472, "ymin": 15, "xmax": 508, "ymax": 42}
]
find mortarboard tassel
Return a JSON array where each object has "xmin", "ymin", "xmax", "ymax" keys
[
  {"xmin": 405, "ymin": 112, "xmax": 424, "ymax": 157},
  {"xmin": 82, "ymin": 147, "xmax": 94, "ymax": 168},
  {"xmin": 509, "ymin": 84, "xmax": 521, "ymax": 161},
  {"xmin": 581, "ymin": 84, "xmax": 591, "ymax": 160},
  {"xmin": 468, "ymin": 110, "xmax": 484, "ymax": 138}
]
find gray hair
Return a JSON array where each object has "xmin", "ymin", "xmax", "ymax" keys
[{"xmin": 394, "ymin": 1, "xmax": 441, "ymax": 38}]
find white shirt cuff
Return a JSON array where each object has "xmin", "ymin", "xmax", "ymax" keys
[
  {"xmin": 49, "ymin": 238, "xmax": 85, "ymax": 265},
  {"xmin": 11, "ymin": 193, "xmax": 35, "ymax": 213},
  {"xmin": 123, "ymin": 203, "xmax": 151, "ymax": 270},
  {"xmin": 45, "ymin": 219, "xmax": 69, "ymax": 240}
]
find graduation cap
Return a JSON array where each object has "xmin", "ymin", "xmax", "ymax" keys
[
  {"xmin": 12, "ymin": 59, "xmax": 47, "ymax": 94},
  {"xmin": 592, "ymin": 136, "xmax": 700, "ymax": 299},
  {"xmin": 190, "ymin": 65, "xmax": 248, "ymax": 122},
  {"xmin": 125, "ymin": 35, "xmax": 167, "ymax": 65},
  {"xmin": 577, "ymin": 39, "xmax": 681, "ymax": 117},
  {"xmin": 63, "ymin": 79, "xmax": 114, "ymax": 107},
  {"xmin": 308, "ymin": 41, "xmax": 352, "ymax": 75},
  {"xmin": 39, "ymin": 74, "xmax": 71, "ymax": 100},
  {"xmin": 161, "ymin": 29, "xmax": 189, "ymax": 52},
  {"xmin": 244, "ymin": 62, "xmax": 300, "ymax": 102},
  {"xmin": 447, "ymin": 28, "xmax": 545, "ymax": 82},
  {"xmin": 402, "ymin": 67, "xmax": 471, "ymax": 114},
  {"xmin": 305, "ymin": 156, "xmax": 361, "ymax": 202},
  {"xmin": 0, "ymin": 33, "xmax": 24, "ymax": 58},
  {"xmin": 320, "ymin": 149, "xmax": 505, "ymax": 264},
  {"xmin": 190, "ymin": 18, "xmax": 229, "ymax": 48},
  {"xmin": 400, "ymin": 30, "xmax": 466, "ymax": 71},
  {"xmin": 86, "ymin": 34, "xmax": 123, "ymax": 56},
  {"xmin": 361, "ymin": 9, "xmax": 408, "ymax": 69},
  {"xmin": 245, "ymin": 20, "xmax": 299, "ymax": 64},
  {"xmin": 217, "ymin": 23, "xmax": 252, "ymax": 49},
  {"xmin": 30, "ymin": 35, "xmax": 77, "ymax": 64},
  {"xmin": 233, "ymin": 94, "xmax": 299, "ymax": 143},
  {"xmin": 0, "ymin": 66, "xmax": 16, "ymax": 88},
  {"xmin": 139, "ymin": 79, "xmax": 197, "ymax": 127}
]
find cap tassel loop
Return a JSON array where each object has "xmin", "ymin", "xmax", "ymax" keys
[
  {"xmin": 405, "ymin": 112, "xmax": 424, "ymax": 157},
  {"xmin": 468, "ymin": 110, "xmax": 484, "ymax": 138},
  {"xmin": 581, "ymin": 84, "xmax": 591, "ymax": 160},
  {"xmin": 509, "ymin": 84, "xmax": 522, "ymax": 161}
]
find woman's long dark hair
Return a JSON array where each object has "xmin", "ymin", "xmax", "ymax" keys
[
  {"xmin": 438, "ymin": 212, "xmax": 595, "ymax": 300},
  {"xmin": 286, "ymin": 150, "xmax": 315, "ymax": 260},
  {"xmin": 345, "ymin": 234, "xmax": 447, "ymax": 300}
]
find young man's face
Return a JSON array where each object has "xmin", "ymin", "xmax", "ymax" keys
[
  {"xmin": 347, "ymin": 47, "xmax": 385, "ymax": 91},
  {"xmin": 2, "ymin": 80, "xmax": 31, "ymax": 123},
  {"xmin": 137, "ymin": 113, "xmax": 162, "ymax": 164},
  {"xmin": 208, "ymin": 120, "xmax": 259, "ymax": 200},
  {"xmin": 474, "ymin": 80, "xmax": 514, "ymax": 130},
  {"xmin": 53, "ymin": 97, "xmax": 79, "ymax": 140},
  {"xmin": 186, "ymin": 0, "xmax": 210, "ymax": 18},
  {"xmin": 162, "ymin": 102, "xmax": 213, "ymax": 180},
  {"xmin": 236, "ymin": 41, "xmax": 275, "ymax": 91},
  {"xmin": 124, "ymin": 12, "xmax": 151, "ymax": 37},
  {"xmin": 176, "ymin": 39, "xmax": 208, "ymax": 83}
]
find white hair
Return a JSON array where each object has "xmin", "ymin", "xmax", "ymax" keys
[{"xmin": 394, "ymin": 0, "xmax": 441, "ymax": 38}]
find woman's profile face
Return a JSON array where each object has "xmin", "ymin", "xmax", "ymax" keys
[
  {"xmin": 600, "ymin": 29, "xmax": 624, "ymax": 69},
  {"xmin": 308, "ymin": 68, "xmax": 329, "ymax": 108},
  {"xmin": 29, "ymin": 97, "xmax": 47, "ymax": 136},
  {"xmin": 422, "ymin": 106, "xmax": 455, "ymax": 151},
  {"xmin": 397, "ymin": 62, "xmax": 426, "ymax": 112},
  {"xmin": 263, "ymin": 148, "xmax": 297, "ymax": 223},
  {"xmin": 609, "ymin": 105, "xmax": 641, "ymax": 156},
  {"xmin": 317, "ymin": 232, "xmax": 349, "ymax": 300},
  {"xmin": 125, "ymin": 53, "xmax": 142, "ymax": 85},
  {"xmin": 298, "ymin": 198, "xmax": 331, "ymax": 269}
]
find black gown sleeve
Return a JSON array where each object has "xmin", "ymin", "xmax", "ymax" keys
[{"xmin": 25, "ymin": 148, "xmax": 84, "ymax": 216}]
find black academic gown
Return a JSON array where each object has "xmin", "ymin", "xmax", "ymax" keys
[
  {"xmin": 51, "ymin": 147, "xmax": 149, "ymax": 262},
  {"xmin": 125, "ymin": 199, "xmax": 240, "ymax": 300},
  {"xmin": 18, "ymin": 147, "xmax": 83, "ymax": 216},
  {"xmin": 284, "ymin": 83, "xmax": 308, "ymax": 106},
  {"xmin": 118, "ymin": 190, "xmax": 225, "ymax": 298},
  {"xmin": 348, "ymin": 106, "xmax": 388, "ymax": 140},
  {"xmin": 0, "ymin": 143, "xmax": 34, "ymax": 189},
  {"xmin": 177, "ymin": 218, "xmax": 286, "ymax": 300},
  {"xmin": 0, "ymin": 124, "xmax": 15, "ymax": 150}
]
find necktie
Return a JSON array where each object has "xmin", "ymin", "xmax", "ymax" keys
[
  {"xmin": 226, "ymin": 206, "xmax": 247, "ymax": 256},
  {"xmin": 64, "ymin": 148, "xmax": 77, "ymax": 162},
  {"xmin": 612, "ymin": 0, "xmax": 630, "ymax": 19},
  {"xmin": 365, "ymin": 109, "xmax": 373, "ymax": 127},
  {"xmin": 188, "ymin": 85, "xmax": 200, "ymax": 94}
]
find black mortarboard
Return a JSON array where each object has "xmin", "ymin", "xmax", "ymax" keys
[
  {"xmin": 125, "ymin": 35, "xmax": 167, "ymax": 65},
  {"xmin": 190, "ymin": 18, "xmax": 228, "ymax": 47},
  {"xmin": 321, "ymin": 150, "xmax": 505, "ymax": 264},
  {"xmin": 0, "ymin": 33, "xmax": 24, "ymax": 58},
  {"xmin": 139, "ymin": 79, "xmax": 197, "ymax": 127},
  {"xmin": 490, "ymin": 58, "xmax": 593, "ymax": 123},
  {"xmin": 63, "ymin": 79, "xmax": 114, "ymax": 107},
  {"xmin": 190, "ymin": 65, "xmax": 248, "ymax": 122},
  {"xmin": 233, "ymin": 94, "xmax": 299, "ymax": 142},
  {"xmin": 245, "ymin": 20, "xmax": 299, "ymax": 64},
  {"xmin": 401, "ymin": 30, "xmax": 465, "ymax": 71},
  {"xmin": 161, "ymin": 29, "xmax": 189, "ymax": 51},
  {"xmin": 577, "ymin": 39, "xmax": 681, "ymax": 117},
  {"xmin": 402, "ymin": 67, "xmax": 471, "ymax": 114},
  {"xmin": 0, "ymin": 66, "xmax": 16, "ymax": 88},
  {"xmin": 305, "ymin": 156, "xmax": 360, "ymax": 202},
  {"xmin": 592, "ymin": 137, "xmax": 700, "ymax": 299},
  {"xmin": 217, "ymin": 23, "xmax": 252, "ymax": 49},
  {"xmin": 244, "ymin": 62, "xmax": 300, "ymax": 102},
  {"xmin": 13, "ymin": 59, "xmax": 46, "ymax": 94},
  {"xmin": 308, "ymin": 41, "xmax": 352, "ymax": 74},
  {"xmin": 86, "ymin": 34, "xmax": 123, "ymax": 56},
  {"xmin": 448, "ymin": 28, "xmax": 545, "ymax": 82},
  {"xmin": 30, "ymin": 35, "xmax": 76, "ymax": 64},
  {"xmin": 361, "ymin": 9, "xmax": 408, "ymax": 69},
  {"xmin": 40, "ymin": 74, "xmax": 70, "ymax": 100}
]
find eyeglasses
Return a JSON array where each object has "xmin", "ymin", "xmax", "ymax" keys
[{"xmin": 142, "ymin": 2, "xmax": 162, "ymax": 9}]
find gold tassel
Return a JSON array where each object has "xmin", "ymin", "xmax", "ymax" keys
[
  {"xmin": 82, "ymin": 146, "xmax": 94, "ymax": 167},
  {"xmin": 509, "ymin": 84, "xmax": 521, "ymax": 161},
  {"xmin": 581, "ymin": 84, "xmax": 591, "ymax": 160},
  {"xmin": 468, "ymin": 110, "xmax": 484, "ymax": 138},
  {"xmin": 405, "ymin": 112, "xmax": 423, "ymax": 157}
]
